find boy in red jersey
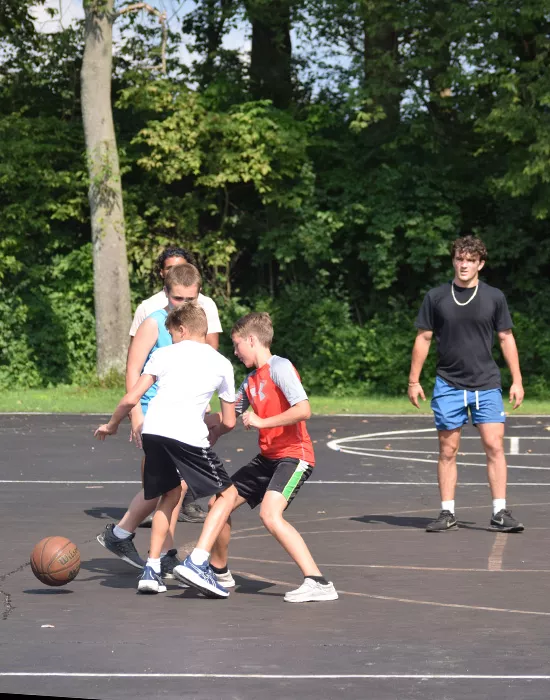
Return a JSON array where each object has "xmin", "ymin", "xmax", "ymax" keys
[{"xmin": 173, "ymin": 312, "xmax": 338, "ymax": 603}]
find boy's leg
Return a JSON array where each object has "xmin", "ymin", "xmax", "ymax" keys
[
  {"xmin": 149, "ymin": 483, "xmax": 185, "ymax": 559},
  {"xmin": 138, "ymin": 482, "xmax": 183, "ymax": 594},
  {"xmin": 426, "ymin": 428, "xmax": 461, "ymax": 532},
  {"xmin": 173, "ymin": 487, "xmax": 244, "ymax": 597},
  {"xmin": 259, "ymin": 491, "xmax": 338, "ymax": 603},
  {"xmin": 477, "ymin": 422, "xmax": 524, "ymax": 532},
  {"xmin": 259, "ymin": 490, "xmax": 321, "ymax": 577}
]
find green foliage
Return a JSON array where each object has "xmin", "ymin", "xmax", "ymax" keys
[{"xmin": 1, "ymin": 0, "xmax": 550, "ymax": 396}]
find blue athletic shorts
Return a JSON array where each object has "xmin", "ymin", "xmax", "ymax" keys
[{"xmin": 431, "ymin": 376, "xmax": 505, "ymax": 431}]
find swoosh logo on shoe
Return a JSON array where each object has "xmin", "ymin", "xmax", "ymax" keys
[{"xmin": 493, "ymin": 518, "xmax": 504, "ymax": 525}]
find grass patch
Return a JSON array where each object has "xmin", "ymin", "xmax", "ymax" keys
[{"xmin": 2, "ymin": 386, "xmax": 550, "ymax": 415}]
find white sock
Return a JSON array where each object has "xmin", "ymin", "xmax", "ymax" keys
[
  {"xmin": 493, "ymin": 499, "xmax": 506, "ymax": 515},
  {"xmin": 441, "ymin": 500, "xmax": 455, "ymax": 514},
  {"xmin": 113, "ymin": 525, "xmax": 132, "ymax": 539},
  {"xmin": 146, "ymin": 557, "xmax": 161, "ymax": 574},
  {"xmin": 190, "ymin": 548, "xmax": 210, "ymax": 566}
]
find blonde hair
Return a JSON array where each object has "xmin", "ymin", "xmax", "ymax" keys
[
  {"xmin": 231, "ymin": 312, "xmax": 273, "ymax": 348},
  {"xmin": 164, "ymin": 264, "xmax": 202, "ymax": 292},
  {"xmin": 166, "ymin": 302, "xmax": 208, "ymax": 337}
]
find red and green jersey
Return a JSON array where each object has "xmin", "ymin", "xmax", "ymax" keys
[{"xmin": 235, "ymin": 355, "xmax": 315, "ymax": 465}]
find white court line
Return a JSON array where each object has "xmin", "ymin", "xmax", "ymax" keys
[
  {"xmin": 0, "ymin": 480, "xmax": 549, "ymax": 486},
  {"xmin": 329, "ymin": 449, "xmax": 550, "ymax": 471},
  {"xmin": 348, "ymin": 448, "xmax": 549, "ymax": 457},
  {"xmin": 510, "ymin": 437, "xmax": 520, "ymax": 455},
  {"xmin": 488, "ymin": 534, "xmax": 508, "ymax": 571},
  {"xmin": 1, "ymin": 672, "xmax": 550, "ymax": 680}
]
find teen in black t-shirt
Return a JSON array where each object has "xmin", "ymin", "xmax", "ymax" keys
[{"xmin": 408, "ymin": 236, "xmax": 525, "ymax": 533}]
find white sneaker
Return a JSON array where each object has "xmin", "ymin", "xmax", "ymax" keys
[
  {"xmin": 284, "ymin": 578, "xmax": 338, "ymax": 603},
  {"xmin": 215, "ymin": 570, "xmax": 236, "ymax": 588}
]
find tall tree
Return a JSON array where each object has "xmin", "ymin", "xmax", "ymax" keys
[{"xmin": 81, "ymin": 0, "xmax": 131, "ymax": 377}]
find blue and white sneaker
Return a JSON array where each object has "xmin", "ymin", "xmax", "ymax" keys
[
  {"xmin": 173, "ymin": 556, "xmax": 229, "ymax": 598},
  {"xmin": 137, "ymin": 565, "xmax": 167, "ymax": 594}
]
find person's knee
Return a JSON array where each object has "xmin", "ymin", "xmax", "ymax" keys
[
  {"xmin": 439, "ymin": 442, "xmax": 459, "ymax": 462},
  {"xmin": 484, "ymin": 437, "xmax": 505, "ymax": 459},
  {"xmin": 259, "ymin": 507, "xmax": 282, "ymax": 533}
]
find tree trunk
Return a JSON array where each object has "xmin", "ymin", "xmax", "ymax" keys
[
  {"xmin": 362, "ymin": 1, "xmax": 401, "ymax": 131},
  {"xmin": 81, "ymin": 0, "xmax": 131, "ymax": 378},
  {"xmin": 246, "ymin": 0, "xmax": 292, "ymax": 109}
]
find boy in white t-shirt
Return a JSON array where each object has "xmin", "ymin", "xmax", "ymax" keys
[{"xmin": 94, "ymin": 303, "xmax": 236, "ymax": 596}]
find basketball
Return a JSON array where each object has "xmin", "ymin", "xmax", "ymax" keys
[{"xmin": 30, "ymin": 536, "xmax": 80, "ymax": 587}]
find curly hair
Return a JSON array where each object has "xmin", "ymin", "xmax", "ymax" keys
[
  {"xmin": 154, "ymin": 246, "xmax": 197, "ymax": 277},
  {"xmin": 451, "ymin": 235, "xmax": 487, "ymax": 262}
]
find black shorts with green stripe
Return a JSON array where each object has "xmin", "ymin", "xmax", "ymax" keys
[{"xmin": 231, "ymin": 454, "xmax": 313, "ymax": 509}]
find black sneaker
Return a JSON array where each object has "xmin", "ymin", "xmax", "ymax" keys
[
  {"xmin": 489, "ymin": 509, "xmax": 524, "ymax": 533},
  {"xmin": 178, "ymin": 502, "xmax": 208, "ymax": 523},
  {"xmin": 426, "ymin": 510, "xmax": 458, "ymax": 532},
  {"xmin": 160, "ymin": 549, "xmax": 181, "ymax": 579},
  {"xmin": 97, "ymin": 524, "xmax": 145, "ymax": 569}
]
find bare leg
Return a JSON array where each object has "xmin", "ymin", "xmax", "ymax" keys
[
  {"xmin": 437, "ymin": 428, "xmax": 462, "ymax": 501},
  {"xmin": 194, "ymin": 486, "xmax": 244, "ymax": 555},
  {"xmin": 118, "ymin": 489, "xmax": 158, "ymax": 533},
  {"xmin": 149, "ymin": 483, "xmax": 184, "ymax": 560},
  {"xmin": 477, "ymin": 423, "xmax": 507, "ymax": 499},
  {"xmin": 259, "ymin": 491, "xmax": 321, "ymax": 577},
  {"xmin": 162, "ymin": 484, "xmax": 186, "ymax": 552}
]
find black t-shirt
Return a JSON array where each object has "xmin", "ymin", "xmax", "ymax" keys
[{"xmin": 415, "ymin": 281, "xmax": 513, "ymax": 390}]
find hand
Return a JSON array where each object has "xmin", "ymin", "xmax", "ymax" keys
[
  {"xmin": 241, "ymin": 411, "xmax": 263, "ymax": 430},
  {"xmin": 129, "ymin": 412, "xmax": 143, "ymax": 449},
  {"xmin": 94, "ymin": 423, "xmax": 117, "ymax": 441},
  {"xmin": 509, "ymin": 382, "xmax": 524, "ymax": 410},
  {"xmin": 408, "ymin": 382, "xmax": 426, "ymax": 409}
]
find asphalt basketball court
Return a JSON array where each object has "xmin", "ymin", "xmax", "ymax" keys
[{"xmin": 1, "ymin": 412, "xmax": 550, "ymax": 700}]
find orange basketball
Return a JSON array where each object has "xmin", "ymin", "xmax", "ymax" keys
[{"xmin": 30, "ymin": 536, "xmax": 80, "ymax": 587}]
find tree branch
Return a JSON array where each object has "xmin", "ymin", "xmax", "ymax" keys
[{"xmin": 116, "ymin": 2, "xmax": 168, "ymax": 74}]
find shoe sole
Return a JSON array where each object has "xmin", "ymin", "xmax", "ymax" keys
[
  {"xmin": 173, "ymin": 567, "xmax": 229, "ymax": 599},
  {"xmin": 137, "ymin": 582, "xmax": 167, "ymax": 594},
  {"xmin": 284, "ymin": 592, "xmax": 339, "ymax": 603},
  {"xmin": 426, "ymin": 524, "xmax": 459, "ymax": 532},
  {"xmin": 177, "ymin": 516, "xmax": 207, "ymax": 523},
  {"xmin": 215, "ymin": 577, "xmax": 236, "ymax": 588},
  {"xmin": 488, "ymin": 525, "xmax": 524, "ymax": 532},
  {"xmin": 96, "ymin": 534, "xmax": 145, "ymax": 570}
]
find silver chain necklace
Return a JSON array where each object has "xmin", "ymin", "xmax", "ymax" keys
[{"xmin": 452, "ymin": 282, "xmax": 478, "ymax": 306}]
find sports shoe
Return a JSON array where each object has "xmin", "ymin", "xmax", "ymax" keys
[
  {"xmin": 178, "ymin": 502, "xmax": 208, "ymax": 523},
  {"xmin": 173, "ymin": 556, "xmax": 229, "ymax": 598},
  {"xmin": 97, "ymin": 524, "xmax": 145, "ymax": 569},
  {"xmin": 214, "ymin": 570, "xmax": 236, "ymax": 588},
  {"xmin": 489, "ymin": 509, "xmax": 524, "ymax": 533},
  {"xmin": 137, "ymin": 565, "xmax": 167, "ymax": 594},
  {"xmin": 425, "ymin": 510, "xmax": 458, "ymax": 532},
  {"xmin": 284, "ymin": 578, "xmax": 338, "ymax": 603},
  {"xmin": 160, "ymin": 549, "xmax": 181, "ymax": 579}
]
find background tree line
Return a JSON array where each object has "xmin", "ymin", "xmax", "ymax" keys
[{"xmin": 1, "ymin": 0, "xmax": 549, "ymax": 396}]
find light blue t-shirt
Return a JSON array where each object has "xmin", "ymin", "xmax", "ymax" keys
[{"xmin": 140, "ymin": 309, "xmax": 171, "ymax": 413}]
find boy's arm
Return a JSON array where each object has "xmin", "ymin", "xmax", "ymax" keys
[
  {"xmin": 94, "ymin": 375, "xmax": 155, "ymax": 440},
  {"xmin": 407, "ymin": 329, "xmax": 432, "ymax": 408},
  {"xmin": 242, "ymin": 399, "xmax": 311, "ymax": 430},
  {"xmin": 498, "ymin": 329, "xmax": 524, "ymax": 409},
  {"xmin": 126, "ymin": 316, "xmax": 159, "ymax": 446},
  {"xmin": 242, "ymin": 358, "xmax": 310, "ymax": 430}
]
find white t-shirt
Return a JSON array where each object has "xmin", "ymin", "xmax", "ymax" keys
[
  {"xmin": 129, "ymin": 290, "xmax": 222, "ymax": 336},
  {"xmin": 141, "ymin": 341, "xmax": 235, "ymax": 447}
]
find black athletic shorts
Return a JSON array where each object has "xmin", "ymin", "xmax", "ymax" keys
[
  {"xmin": 142, "ymin": 433, "xmax": 232, "ymax": 501},
  {"xmin": 231, "ymin": 454, "xmax": 313, "ymax": 509}
]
